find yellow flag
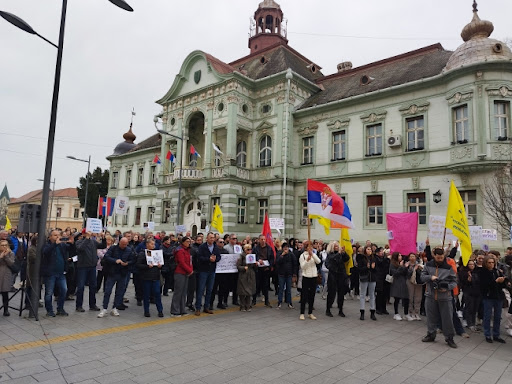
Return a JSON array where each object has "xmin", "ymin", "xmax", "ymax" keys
[
  {"xmin": 211, "ymin": 204, "xmax": 224, "ymax": 234},
  {"xmin": 340, "ymin": 228, "xmax": 354, "ymax": 275},
  {"xmin": 445, "ymin": 181, "xmax": 472, "ymax": 266},
  {"xmin": 5, "ymin": 216, "xmax": 12, "ymax": 231},
  {"xmin": 309, "ymin": 215, "xmax": 331, "ymax": 235}
]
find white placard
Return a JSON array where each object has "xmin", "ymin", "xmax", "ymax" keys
[
  {"xmin": 234, "ymin": 244, "xmax": 242, "ymax": 254},
  {"xmin": 387, "ymin": 231, "xmax": 394, "ymax": 240},
  {"xmin": 215, "ymin": 254, "xmax": 239, "ymax": 273},
  {"xmin": 417, "ymin": 242, "xmax": 426, "ymax": 253},
  {"xmin": 115, "ymin": 196, "xmax": 129, "ymax": 214},
  {"xmin": 245, "ymin": 254, "xmax": 256, "ymax": 264},
  {"xmin": 175, "ymin": 225, "xmax": 186, "ymax": 234},
  {"xmin": 259, "ymin": 260, "xmax": 270, "ymax": 267},
  {"xmin": 145, "ymin": 249, "xmax": 164, "ymax": 265},
  {"xmin": 142, "ymin": 222, "xmax": 155, "ymax": 231},
  {"xmin": 72, "ymin": 255, "xmax": 78, "ymax": 262},
  {"xmin": 482, "ymin": 229, "xmax": 498, "ymax": 241},
  {"xmin": 428, "ymin": 215, "xmax": 456, "ymax": 241},
  {"xmin": 269, "ymin": 218, "xmax": 285, "ymax": 230},
  {"xmin": 469, "ymin": 226, "xmax": 483, "ymax": 245},
  {"xmin": 86, "ymin": 218, "xmax": 102, "ymax": 233}
]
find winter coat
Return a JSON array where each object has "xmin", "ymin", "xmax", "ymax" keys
[
  {"xmin": 276, "ymin": 251, "xmax": 297, "ymax": 277},
  {"xmin": 195, "ymin": 242, "xmax": 222, "ymax": 273},
  {"xmin": 237, "ymin": 253, "xmax": 257, "ymax": 296},
  {"xmin": 41, "ymin": 242, "xmax": 70, "ymax": 277},
  {"xmin": 480, "ymin": 268, "xmax": 506, "ymax": 300},
  {"xmin": 76, "ymin": 238, "xmax": 106, "ymax": 268},
  {"xmin": 174, "ymin": 246, "xmax": 193, "ymax": 276},
  {"xmin": 325, "ymin": 252, "xmax": 349, "ymax": 276},
  {"xmin": 420, "ymin": 258, "xmax": 457, "ymax": 301},
  {"xmin": 374, "ymin": 255, "xmax": 390, "ymax": 291},
  {"xmin": 390, "ymin": 263, "xmax": 409, "ymax": 299},
  {"xmin": 299, "ymin": 251, "xmax": 321, "ymax": 278},
  {"xmin": 103, "ymin": 244, "xmax": 136, "ymax": 275},
  {"xmin": 0, "ymin": 250, "xmax": 14, "ymax": 292},
  {"xmin": 460, "ymin": 267, "xmax": 481, "ymax": 297},
  {"xmin": 356, "ymin": 253, "xmax": 377, "ymax": 283},
  {"xmin": 136, "ymin": 251, "xmax": 161, "ymax": 281}
]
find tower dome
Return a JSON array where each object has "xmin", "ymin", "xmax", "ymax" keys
[
  {"xmin": 113, "ymin": 123, "xmax": 137, "ymax": 155},
  {"xmin": 248, "ymin": 0, "xmax": 288, "ymax": 54},
  {"xmin": 444, "ymin": 1, "xmax": 512, "ymax": 72}
]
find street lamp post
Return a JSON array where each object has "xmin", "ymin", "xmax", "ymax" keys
[
  {"xmin": 67, "ymin": 155, "xmax": 91, "ymax": 227},
  {"xmin": 37, "ymin": 178, "xmax": 55, "ymax": 231},
  {"xmin": 1, "ymin": 0, "xmax": 133, "ymax": 321},
  {"xmin": 154, "ymin": 117, "xmax": 184, "ymax": 228}
]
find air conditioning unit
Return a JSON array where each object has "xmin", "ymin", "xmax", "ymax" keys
[
  {"xmin": 300, "ymin": 218, "xmax": 308, "ymax": 226},
  {"xmin": 387, "ymin": 135, "xmax": 402, "ymax": 147}
]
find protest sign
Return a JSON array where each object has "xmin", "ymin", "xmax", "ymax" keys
[
  {"xmin": 142, "ymin": 222, "xmax": 155, "ymax": 231},
  {"xmin": 246, "ymin": 254, "xmax": 256, "ymax": 264},
  {"xmin": 86, "ymin": 218, "xmax": 102, "ymax": 233},
  {"xmin": 215, "ymin": 254, "xmax": 239, "ymax": 273},
  {"xmin": 386, "ymin": 213, "xmax": 418, "ymax": 255},
  {"xmin": 482, "ymin": 229, "xmax": 497, "ymax": 241},
  {"xmin": 428, "ymin": 215, "xmax": 456, "ymax": 241},
  {"xmin": 269, "ymin": 218, "xmax": 285, "ymax": 230},
  {"xmin": 175, "ymin": 225, "xmax": 186, "ymax": 234}
]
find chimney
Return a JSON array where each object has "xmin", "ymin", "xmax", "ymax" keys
[{"xmin": 337, "ymin": 61, "xmax": 353, "ymax": 73}]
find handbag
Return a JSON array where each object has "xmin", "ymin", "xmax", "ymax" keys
[
  {"xmin": 410, "ymin": 267, "xmax": 418, "ymax": 285},
  {"xmin": 385, "ymin": 263, "xmax": 393, "ymax": 284}
]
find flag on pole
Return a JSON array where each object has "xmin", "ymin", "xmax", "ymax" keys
[
  {"xmin": 190, "ymin": 144, "xmax": 201, "ymax": 158},
  {"xmin": 212, "ymin": 143, "xmax": 223, "ymax": 155},
  {"xmin": 152, "ymin": 155, "xmax": 161, "ymax": 164},
  {"xmin": 211, "ymin": 204, "xmax": 224, "ymax": 234},
  {"xmin": 340, "ymin": 228, "xmax": 354, "ymax": 275},
  {"xmin": 445, "ymin": 181, "xmax": 472, "ymax": 266},
  {"xmin": 5, "ymin": 216, "xmax": 12, "ymax": 231},
  {"xmin": 97, "ymin": 196, "xmax": 106, "ymax": 218},
  {"xmin": 106, "ymin": 197, "xmax": 116, "ymax": 216},
  {"xmin": 262, "ymin": 212, "xmax": 276, "ymax": 257},
  {"xmin": 166, "ymin": 150, "xmax": 176, "ymax": 163},
  {"xmin": 307, "ymin": 179, "xmax": 354, "ymax": 235}
]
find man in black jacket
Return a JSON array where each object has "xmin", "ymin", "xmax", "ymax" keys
[
  {"xmin": 325, "ymin": 244, "xmax": 350, "ymax": 317},
  {"xmin": 75, "ymin": 232, "xmax": 106, "ymax": 312},
  {"xmin": 252, "ymin": 235, "xmax": 275, "ymax": 307},
  {"xmin": 187, "ymin": 234, "xmax": 202, "ymax": 311},
  {"xmin": 194, "ymin": 233, "xmax": 221, "ymax": 316}
]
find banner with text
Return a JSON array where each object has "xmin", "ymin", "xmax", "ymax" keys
[{"xmin": 215, "ymin": 253, "xmax": 239, "ymax": 274}]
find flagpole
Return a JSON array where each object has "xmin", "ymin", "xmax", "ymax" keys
[
  {"xmin": 442, "ymin": 227, "xmax": 447, "ymax": 249},
  {"xmin": 307, "ymin": 216, "xmax": 311, "ymax": 243}
]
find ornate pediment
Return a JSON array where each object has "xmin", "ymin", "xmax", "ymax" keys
[
  {"xmin": 296, "ymin": 125, "xmax": 318, "ymax": 137},
  {"xmin": 399, "ymin": 100, "xmax": 430, "ymax": 116},
  {"xmin": 360, "ymin": 110, "xmax": 387, "ymax": 124},
  {"xmin": 256, "ymin": 121, "xmax": 274, "ymax": 130},
  {"xmin": 446, "ymin": 90, "xmax": 473, "ymax": 105},
  {"xmin": 327, "ymin": 118, "xmax": 350, "ymax": 131},
  {"xmin": 486, "ymin": 85, "xmax": 512, "ymax": 98}
]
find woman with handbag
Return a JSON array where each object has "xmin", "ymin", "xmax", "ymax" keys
[
  {"xmin": 0, "ymin": 239, "xmax": 15, "ymax": 316},
  {"xmin": 406, "ymin": 253, "xmax": 423, "ymax": 320},
  {"xmin": 356, "ymin": 246, "xmax": 377, "ymax": 320},
  {"xmin": 390, "ymin": 252, "xmax": 412, "ymax": 321},
  {"xmin": 299, "ymin": 240, "xmax": 321, "ymax": 320}
]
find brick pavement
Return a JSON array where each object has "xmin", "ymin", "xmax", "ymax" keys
[{"xmin": 0, "ymin": 285, "xmax": 511, "ymax": 384}]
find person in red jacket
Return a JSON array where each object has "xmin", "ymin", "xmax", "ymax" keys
[{"xmin": 171, "ymin": 237, "xmax": 193, "ymax": 317}]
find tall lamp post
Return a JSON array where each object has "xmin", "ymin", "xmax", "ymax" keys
[
  {"xmin": 67, "ymin": 155, "xmax": 91, "ymax": 227},
  {"xmin": 154, "ymin": 116, "xmax": 184, "ymax": 228},
  {"xmin": 37, "ymin": 178, "xmax": 55, "ymax": 231},
  {"xmin": 1, "ymin": 0, "xmax": 133, "ymax": 321}
]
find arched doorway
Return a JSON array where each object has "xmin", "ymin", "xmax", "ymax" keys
[{"xmin": 183, "ymin": 200, "xmax": 202, "ymax": 235}]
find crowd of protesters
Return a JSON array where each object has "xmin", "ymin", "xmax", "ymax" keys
[{"xmin": 1, "ymin": 227, "xmax": 512, "ymax": 349}]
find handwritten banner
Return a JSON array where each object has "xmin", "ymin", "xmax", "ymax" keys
[
  {"xmin": 428, "ymin": 215, "xmax": 456, "ymax": 241},
  {"xmin": 215, "ymin": 253, "xmax": 239, "ymax": 274}
]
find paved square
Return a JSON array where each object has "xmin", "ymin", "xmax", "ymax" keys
[{"xmin": 1, "ymin": 286, "xmax": 511, "ymax": 384}]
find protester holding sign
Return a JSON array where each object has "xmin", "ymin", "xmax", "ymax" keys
[
  {"xmin": 237, "ymin": 244, "xmax": 258, "ymax": 311},
  {"xmin": 136, "ymin": 238, "xmax": 164, "ymax": 318}
]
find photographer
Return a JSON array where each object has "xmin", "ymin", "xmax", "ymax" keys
[{"xmin": 420, "ymin": 247, "xmax": 458, "ymax": 348}]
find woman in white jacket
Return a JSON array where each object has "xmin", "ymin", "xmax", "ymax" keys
[{"xmin": 299, "ymin": 240, "xmax": 321, "ymax": 320}]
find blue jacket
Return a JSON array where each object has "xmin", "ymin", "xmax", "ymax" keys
[
  {"xmin": 195, "ymin": 242, "xmax": 221, "ymax": 273},
  {"xmin": 104, "ymin": 244, "xmax": 136, "ymax": 275},
  {"xmin": 41, "ymin": 241, "xmax": 70, "ymax": 277}
]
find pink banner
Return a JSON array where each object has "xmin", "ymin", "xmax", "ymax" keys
[{"xmin": 386, "ymin": 212, "xmax": 418, "ymax": 255}]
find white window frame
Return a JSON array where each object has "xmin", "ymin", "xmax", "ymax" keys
[
  {"xmin": 407, "ymin": 192, "xmax": 427, "ymax": 225},
  {"xmin": 236, "ymin": 141, "xmax": 247, "ymax": 168},
  {"xmin": 406, "ymin": 116, "xmax": 424, "ymax": 151},
  {"xmin": 237, "ymin": 198, "xmax": 247, "ymax": 223},
  {"xmin": 125, "ymin": 169, "xmax": 131, "ymax": 189},
  {"xmin": 366, "ymin": 123, "xmax": 383, "ymax": 156},
  {"xmin": 332, "ymin": 130, "xmax": 346, "ymax": 160},
  {"xmin": 302, "ymin": 136, "xmax": 314, "ymax": 164},
  {"xmin": 112, "ymin": 172, "xmax": 119, "ymax": 189},
  {"xmin": 453, "ymin": 105, "xmax": 469, "ymax": 143},
  {"xmin": 367, "ymin": 195, "xmax": 383, "ymax": 225},
  {"xmin": 150, "ymin": 166, "xmax": 156, "ymax": 185},
  {"xmin": 259, "ymin": 135, "xmax": 272, "ymax": 167},
  {"xmin": 460, "ymin": 190, "xmax": 477, "ymax": 225},
  {"xmin": 494, "ymin": 101, "xmax": 509, "ymax": 140},
  {"xmin": 137, "ymin": 168, "xmax": 144, "ymax": 186},
  {"xmin": 257, "ymin": 199, "xmax": 268, "ymax": 224}
]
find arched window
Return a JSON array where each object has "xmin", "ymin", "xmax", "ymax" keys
[
  {"xmin": 259, "ymin": 135, "xmax": 272, "ymax": 167},
  {"xmin": 236, "ymin": 141, "xmax": 247, "ymax": 168},
  {"xmin": 265, "ymin": 15, "xmax": 273, "ymax": 32}
]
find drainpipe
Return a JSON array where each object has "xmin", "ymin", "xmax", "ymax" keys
[{"xmin": 282, "ymin": 68, "xmax": 293, "ymax": 238}]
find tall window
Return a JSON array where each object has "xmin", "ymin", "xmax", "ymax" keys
[
  {"xmin": 135, "ymin": 207, "xmax": 141, "ymax": 226},
  {"xmin": 237, "ymin": 198, "xmax": 247, "ymax": 223},
  {"xmin": 366, "ymin": 124, "xmax": 382, "ymax": 156},
  {"xmin": 302, "ymin": 136, "xmax": 314, "ymax": 164},
  {"xmin": 214, "ymin": 145, "xmax": 222, "ymax": 167},
  {"xmin": 150, "ymin": 166, "xmax": 156, "ymax": 185},
  {"xmin": 453, "ymin": 105, "xmax": 469, "ymax": 143},
  {"xmin": 73, "ymin": 208, "xmax": 79, "ymax": 219},
  {"xmin": 407, "ymin": 192, "xmax": 426, "ymax": 224},
  {"xmin": 56, "ymin": 207, "xmax": 62, "ymax": 218},
  {"xmin": 162, "ymin": 201, "xmax": 171, "ymax": 223},
  {"xmin": 367, "ymin": 195, "xmax": 383, "ymax": 225},
  {"xmin": 123, "ymin": 208, "xmax": 129, "ymax": 225},
  {"xmin": 125, "ymin": 170, "xmax": 131, "ymax": 189},
  {"xmin": 332, "ymin": 130, "xmax": 346, "ymax": 160},
  {"xmin": 112, "ymin": 172, "xmax": 119, "ymax": 189},
  {"xmin": 460, "ymin": 190, "xmax": 477, "ymax": 225},
  {"xmin": 148, "ymin": 207, "xmax": 155, "ymax": 222},
  {"xmin": 258, "ymin": 199, "xmax": 268, "ymax": 223},
  {"xmin": 259, "ymin": 135, "xmax": 272, "ymax": 167},
  {"xmin": 211, "ymin": 197, "xmax": 220, "ymax": 220},
  {"xmin": 137, "ymin": 168, "xmax": 144, "ymax": 186},
  {"xmin": 236, "ymin": 141, "xmax": 247, "ymax": 168},
  {"xmin": 406, "ymin": 116, "xmax": 424, "ymax": 151},
  {"xmin": 494, "ymin": 101, "xmax": 509, "ymax": 140}
]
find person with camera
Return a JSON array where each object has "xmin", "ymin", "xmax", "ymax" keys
[{"xmin": 420, "ymin": 247, "xmax": 458, "ymax": 348}]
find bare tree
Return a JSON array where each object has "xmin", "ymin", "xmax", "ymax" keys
[
  {"xmin": 504, "ymin": 37, "xmax": 512, "ymax": 50},
  {"xmin": 484, "ymin": 165, "xmax": 512, "ymax": 239}
]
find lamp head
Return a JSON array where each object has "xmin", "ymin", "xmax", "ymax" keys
[
  {"xmin": 107, "ymin": 0, "xmax": 134, "ymax": 12},
  {"xmin": 0, "ymin": 11, "xmax": 36, "ymax": 35}
]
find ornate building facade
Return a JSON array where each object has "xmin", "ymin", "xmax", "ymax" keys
[{"xmin": 107, "ymin": 1, "xmax": 512, "ymax": 246}]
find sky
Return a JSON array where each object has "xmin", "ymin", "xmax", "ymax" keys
[{"xmin": 1, "ymin": 0, "xmax": 511, "ymax": 198}]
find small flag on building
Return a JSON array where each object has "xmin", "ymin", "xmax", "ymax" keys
[
  {"xmin": 212, "ymin": 143, "xmax": 223, "ymax": 155},
  {"xmin": 190, "ymin": 144, "xmax": 201, "ymax": 158},
  {"xmin": 153, "ymin": 155, "xmax": 161, "ymax": 164},
  {"xmin": 166, "ymin": 150, "xmax": 176, "ymax": 164}
]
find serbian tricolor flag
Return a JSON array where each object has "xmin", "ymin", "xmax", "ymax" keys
[
  {"xmin": 307, "ymin": 179, "xmax": 354, "ymax": 234},
  {"xmin": 190, "ymin": 144, "xmax": 201, "ymax": 158},
  {"xmin": 262, "ymin": 213, "xmax": 276, "ymax": 257},
  {"xmin": 97, "ymin": 196, "xmax": 106, "ymax": 218},
  {"xmin": 106, "ymin": 197, "xmax": 116, "ymax": 216},
  {"xmin": 166, "ymin": 150, "xmax": 176, "ymax": 164},
  {"xmin": 153, "ymin": 155, "xmax": 161, "ymax": 164}
]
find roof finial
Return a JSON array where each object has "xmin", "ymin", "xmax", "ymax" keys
[
  {"xmin": 472, "ymin": 0, "xmax": 478, "ymax": 13},
  {"xmin": 460, "ymin": 1, "xmax": 493, "ymax": 42},
  {"xmin": 123, "ymin": 108, "xmax": 136, "ymax": 143}
]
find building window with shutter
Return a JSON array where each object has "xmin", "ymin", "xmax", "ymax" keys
[
  {"xmin": 407, "ymin": 192, "xmax": 426, "ymax": 224},
  {"xmin": 367, "ymin": 195, "xmax": 383, "ymax": 225}
]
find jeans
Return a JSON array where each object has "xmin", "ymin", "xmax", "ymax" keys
[
  {"xmin": 278, "ymin": 275, "xmax": 292, "ymax": 305},
  {"xmin": 102, "ymin": 273, "xmax": 126, "ymax": 309},
  {"xmin": 359, "ymin": 281, "xmax": 376, "ymax": 310},
  {"xmin": 483, "ymin": 298, "xmax": 503, "ymax": 338},
  {"xmin": 44, "ymin": 274, "xmax": 67, "ymax": 313},
  {"xmin": 75, "ymin": 266, "xmax": 97, "ymax": 309},
  {"xmin": 195, "ymin": 271, "xmax": 215, "ymax": 311},
  {"xmin": 300, "ymin": 276, "xmax": 317, "ymax": 315},
  {"xmin": 143, "ymin": 280, "xmax": 163, "ymax": 314}
]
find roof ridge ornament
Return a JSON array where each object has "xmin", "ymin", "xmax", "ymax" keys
[{"xmin": 460, "ymin": 0, "xmax": 494, "ymax": 42}]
